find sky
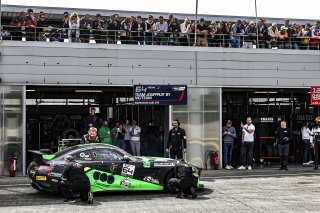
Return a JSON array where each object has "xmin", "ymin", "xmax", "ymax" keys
[{"xmin": 3, "ymin": 0, "xmax": 320, "ymax": 20}]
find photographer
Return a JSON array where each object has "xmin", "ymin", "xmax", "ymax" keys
[{"xmin": 116, "ymin": 123, "xmax": 128, "ymax": 150}]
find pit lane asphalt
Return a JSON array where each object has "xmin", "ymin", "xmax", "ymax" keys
[{"xmin": 1, "ymin": 164, "xmax": 320, "ymax": 213}]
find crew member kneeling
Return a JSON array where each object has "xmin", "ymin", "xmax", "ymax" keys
[
  {"xmin": 59, "ymin": 155, "xmax": 93, "ymax": 203},
  {"xmin": 168, "ymin": 164, "xmax": 197, "ymax": 199}
]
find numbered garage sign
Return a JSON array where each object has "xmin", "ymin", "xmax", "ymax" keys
[
  {"xmin": 311, "ymin": 86, "xmax": 320, "ymax": 106},
  {"xmin": 121, "ymin": 164, "xmax": 135, "ymax": 178}
]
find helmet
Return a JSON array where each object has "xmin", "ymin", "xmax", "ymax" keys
[{"xmin": 315, "ymin": 117, "xmax": 320, "ymax": 126}]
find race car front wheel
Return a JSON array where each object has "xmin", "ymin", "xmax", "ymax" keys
[{"xmin": 165, "ymin": 171, "xmax": 178, "ymax": 193}]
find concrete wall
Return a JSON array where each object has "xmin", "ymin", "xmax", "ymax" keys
[{"xmin": 0, "ymin": 41, "xmax": 319, "ymax": 88}]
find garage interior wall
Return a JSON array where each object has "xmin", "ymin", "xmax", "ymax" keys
[
  {"xmin": 0, "ymin": 86, "xmax": 24, "ymax": 176},
  {"xmin": 171, "ymin": 87, "xmax": 221, "ymax": 168}
]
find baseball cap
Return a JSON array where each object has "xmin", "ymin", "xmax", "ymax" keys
[
  {"xmin": 63, "ymin": 11, "xmax": 69, "ymax": 16},
  {"xmin": 200, "ymin": 18, "xmax": 205, "ymax": 22},
  {"xmin": 27, "ymin": 8, "xmax": 33, "ymax": 13}
]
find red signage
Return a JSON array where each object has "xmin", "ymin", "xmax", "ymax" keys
[{"xmin": 311, "ymin": 86, "xmax": 320, "ymax": 106}]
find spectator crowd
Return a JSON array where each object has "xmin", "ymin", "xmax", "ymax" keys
[{"xmin": 1, "ymin": 8, "xmax": 320, "ymax": 50}]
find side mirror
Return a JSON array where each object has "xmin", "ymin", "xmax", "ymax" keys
[{"xmin": 123, "ymin": 155, "xmax": 130, "ymax": 163}]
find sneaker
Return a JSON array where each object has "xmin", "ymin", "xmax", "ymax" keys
[
  {"xmin": 303, "ymin": 162, "xmax": 310, "ymax": 166},
  {"xmin": 225, "ymin": 165, "xmax": 231, "ymax": 170},
  {"xmin": 88, "ymin": 192, "xmax": 93, "ymax": 204},
  {"xmin": 64, "ymin": 199, "xmax": 76, "ymax": 203},
  {"xmin": 176, "ymin": 191, "xmax": 183, "ymax": 198},
  {"xmin": 229, "ymin": 165, "xmax": 234, "ymax": 169},
  {"xmin": 247, "ymin": 166, "xmax": 252, "ymax": 170},
  {"xmin": 309, "ymin": 161, "xmax": 314, "ymax": 164},
  {"xmin": 238, "ymin": 165, "xmax": 246, "ymax": 170}
]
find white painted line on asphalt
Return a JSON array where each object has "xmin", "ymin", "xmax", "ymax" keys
[
  {"xmin": 202, "ymin": 172, "xmax": 320, "ymax": 179},
  {"xmin": 0, "ymin": 183, "xmax": 30, "ymax": 187}
]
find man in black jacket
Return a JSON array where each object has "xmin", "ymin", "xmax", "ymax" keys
[
  {"xmin": 166, "ymin": 119, "xmax": 187, "ymax": 160},
  {"xmin": 275, "ymin": 120, "xmax": 293, "ymax": 171},
  {"xmin": 59, "ymin": 156, "xmax": 92, "ymax": 203},
  {"xmin": 168, "ymin": 164, "xmax": 197, "ymax": 198}
]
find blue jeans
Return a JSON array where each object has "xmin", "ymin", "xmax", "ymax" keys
[
  {"xmin": 156, "ymin": 36, "xmax": 164, "ymax": 45},
  {"xmin": 116, "ymin": 139, "xmax": 126, "ymax": 151},
  {"xmin": 223, "ymin": 142, "xmax": 234, "ymax": 166},
  {"xmin": 168, "ymin": 37, "xmax": 178, "ymax": 45},
  {"xmin": 303, "ymin": 139, "xmax": 311, "ymax": 163}
]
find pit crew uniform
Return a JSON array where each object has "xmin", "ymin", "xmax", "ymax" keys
[
  {"xmin": 313, "ymin": 127, "xmax": 320, "ymax": 169},
  {"xmin": 59, "ymin": 161, "xmax": 91, "ymax": 202},
  {"xmin": 167, "ymin": 127, "xmax": 187, "ymax": 160},
  {"xmin": 168, "ymin": 165, "xmax": 197, "ymax": 198},
  {"xmin": 275, "ymin": 126, "xmax": 292, "ymax": 170}
]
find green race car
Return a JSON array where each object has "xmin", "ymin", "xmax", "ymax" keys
[{"xmin": 27, "ymin": 143, "xmax": 202, "ymax": 194}]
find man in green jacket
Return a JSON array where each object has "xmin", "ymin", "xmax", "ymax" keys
[{"xmin": 98, "ymin": 119, "xmax": 111, "ymax": 144}]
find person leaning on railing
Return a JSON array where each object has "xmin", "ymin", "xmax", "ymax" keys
[
  {"xmin": 79, "ymin": 14, "xmax": 93, "ymax": 43},
  {"xmin": 257, "ymin": 19, "xmax": 268, "ymax": 48},
  {"xmin": 23, "ymin": 8, "xmax": 38, "ymax": 41},
  {"xmin": 309, "ymin": 22, "xmax": 320, "ymax": 50},
  {"xmin": 9, "ymin": 11, "xmax": 25, "ymax": 41},
  {"xmin": 92, "ymin": 13, "xmax": 104, "ymax": 44},
  {"xmin": 196, "ymin": 18, "xmax": 208, "ymax": 47},
  {"xmin": 68, "ymin": 12, "xmax": 80, "ymax": 43},
  {"xmin": 106, "ymin": 14, "xmax": 121, "ymax": 44},
  {"xmin": 120, "ymin": 17, "xmax": 132, "ymax": 44},
  {"xmin": 207, "ymin": 21, "xmax": 218, "ymax": 47},
  {"xmin": 244, "ymin": 21, "xmax": 257, "ymax": 48},
  {"xmin": 131, "ymin": 15, "xmax": 146, "ymax": 45},
  {"xmin": 145, "ymin": 15, "xmax": 155, "ymax": 45},
  {"xmin": 277, "ymin": 26, "xmax": 288, "ymax": 49},
  {"xmin": 179, "ymin": 17, "xmax": 191, "ymax": 46},
  {"xmin": 268, "ymin": 23, "xmax": 279, "ymax": 48},
  {"xmin": 168, "ymin": 18, "xmax": 180, "ymax": 46},
  {"xmin": 300, "ymin": 23, "xmax": 312, "ymax": 50},
  {"xmin": 37, "ymin": 13, "xmax": 46, "ymax": 42}
]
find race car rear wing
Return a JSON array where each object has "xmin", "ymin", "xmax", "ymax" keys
[{"xmin": 28, "ymin": 149, "xmax": 56, "ymax": 164}]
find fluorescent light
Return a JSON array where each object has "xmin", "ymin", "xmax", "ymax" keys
[
  {"xmin": 254, "ymin": 91, "xmax": 278, "ymax": 94},
  {"xmin": 74, "ymin": 90, "xmax": 102, "ymax": 93},
  {"xmin": 26, "ymin": 90, "xmax": 36, "ymax": 92}
]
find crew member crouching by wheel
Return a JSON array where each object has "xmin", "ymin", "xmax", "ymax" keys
[
  {"xmin": 168, "ymin": 164, "xmax": 197, "ymax": 199},
  {"xmin": 59, "ymin": 155, "xmax": 93, "ymax": 203},
  {"xmin": 82, "ymin": 127, "xmax": 100, "ymax": 144}
]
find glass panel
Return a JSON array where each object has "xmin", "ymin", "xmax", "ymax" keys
[
  {"xmin": 1, "ymin": 86, "xmax": 24, "ymax": 176},
  {"xmin": 204, "ymin": 88, "xmax": 220, "ymax": 111},
  {"xmin": 189, "ymin": 88, "xmax": 203, "ymax": 111},
  {"xmin": 189, "ymin": 112, "xmax": 203, "ymax": 140},
  {"xmin": 172, "ymin": 104, "xmax": 188, "ymax": 112},
  {"xmin": 204, "ymin": 112, "xmax": 220, "ymax": 139}
]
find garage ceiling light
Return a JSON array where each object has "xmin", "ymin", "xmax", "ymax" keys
[{"xmin": 74, "ymin": 90, "xmax": 103, "ymax": 93}]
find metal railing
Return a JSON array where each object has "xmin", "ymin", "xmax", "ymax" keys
[{"xmin": 1, "ymin": 25, "xmax": 320, "ymax": 50}]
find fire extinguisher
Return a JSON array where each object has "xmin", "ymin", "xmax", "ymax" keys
[
  {"xmin": 213, "ymin": 152, "xmax": 219, "ymax": 170},
  {"xmin": 10, "ymin": 156, "xmax": 17, "ymax": 177}
]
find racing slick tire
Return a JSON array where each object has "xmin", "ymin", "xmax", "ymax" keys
[
  {"xmin": 61, "ymin": 128, "xmax": 81, "ymax": 141},
  {"xmin": 165, "ymin": 171, "xmax": 177, "ymax": 193}
]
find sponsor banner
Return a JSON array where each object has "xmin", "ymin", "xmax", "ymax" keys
[
  {"xmin": 133, "ymin": 85, "xmax": 187, "ymax": 105},
  {"xmin": 311, "ymin": 86, "xmax": 320, "ymax": 106}
]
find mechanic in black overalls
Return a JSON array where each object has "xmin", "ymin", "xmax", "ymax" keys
[
  {"xmin": 168, "ymin": 164, "xmax": 197, "ymax": 198},
  {"xmin": 59, "ymin": 156, "xmax": 93, "ymax": 203},
  {"xmin": 166, "ymin": 119, "xmax": 187, "ymax": 160}
]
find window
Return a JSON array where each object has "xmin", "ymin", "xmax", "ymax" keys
[
  {"xmin": 73, "ymin": 150, "xmax": 93, "ymax": 161},
  {"xmin": 92, "ymin": 149, "xmax": 123, "ymax": 161}
]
